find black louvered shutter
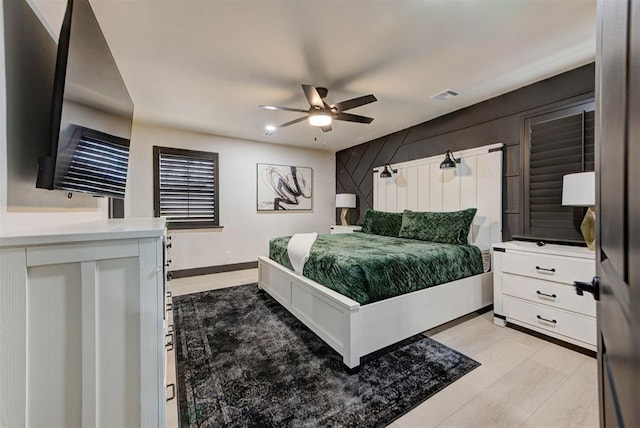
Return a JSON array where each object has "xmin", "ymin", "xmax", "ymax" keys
[
  {"xmin": 153, "ymin": 147, "xmax": 219, "ymax": 229},
  {"xmin": 524, "ymin": 103, "xmax": 595, "ymax": 242}
]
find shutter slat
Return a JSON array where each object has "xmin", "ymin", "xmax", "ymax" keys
[
  {"xmin": 530, "ymin": 162, "xmax": 584, "ymax": 176},
  {"xmin": 531, "ymin": 219, "xmax": 583, "ymax": 229},
  {"xmin": 531, "ymin": 132, "xmax": 584, "ymax": 149},
  {"xmin": 530, "ymin": 153, "xmax": 586, "ymax": 169},
  {"xmin": 531, "ymin": 211, "xmax": 583, "ymax": 220}
]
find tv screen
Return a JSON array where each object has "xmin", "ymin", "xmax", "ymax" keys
[{"xmin": 36, "ymin": 0, "xmax": 133, "ymax": 199}]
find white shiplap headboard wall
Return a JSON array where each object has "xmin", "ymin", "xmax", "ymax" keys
[{"xmin": 373, "ymin": 143, "xmax": 503, "ymax": 249}]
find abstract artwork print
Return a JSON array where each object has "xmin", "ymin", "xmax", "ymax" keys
[{"xmin": 257, "ymin": 163, "xmax": 312, "ymax": 211}]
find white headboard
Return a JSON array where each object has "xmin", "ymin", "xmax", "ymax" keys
[{"xmin": 373, "ymin": 143, "xmax": 503, "ymax": 249}]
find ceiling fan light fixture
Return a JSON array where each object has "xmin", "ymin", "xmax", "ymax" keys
[
  {"xmin": 261, "ymin": 85, "xmax": 376, "ymax": 133},
  {"xmin": 308, "ymin": 113, "xmax": 332, "ymax": 127}
]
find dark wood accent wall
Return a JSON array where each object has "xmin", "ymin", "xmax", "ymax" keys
[{"xmin": 336, "ymin": 63, "xmax": 595, "ymax": 241}]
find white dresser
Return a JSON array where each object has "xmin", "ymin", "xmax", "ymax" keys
[
  {"xmin": 330, "ymin": 225, "xmax": 362, "ymax": 234},
  {"xmin": 492, "ymin": 241, "xmax": 596, "ymax": 351},
  {"xmin": 0, "ymin": 219, "xmax": 167, "ymax": 427}
]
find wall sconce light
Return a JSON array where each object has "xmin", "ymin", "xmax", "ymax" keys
[
  {"xmin": 439, "ymin": 150, "xmax": 461, "ymax": 169},
  {"xmin": 379, "ymin": 164, "xmax": 397, "ymax": 178}
]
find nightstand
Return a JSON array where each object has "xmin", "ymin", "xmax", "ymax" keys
[
  {"xmin": 330, "ymin": 225, "xmax": 362, "ymax": 234},
  {"xmin": 492, "ymin": 241, "xmax": 596, "ymax": 351}
]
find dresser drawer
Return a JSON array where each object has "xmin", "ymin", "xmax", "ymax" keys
[
  {"xmin": 501, "ymin": 252, "xmax": 594, "ymax": 285},
  {"xmin": 502, "ymin": 273, "xmax": 596, "ymax": 317},
  {"xmin": 503, "ymin": 296, "xmax": 596, "ymax": 346}
]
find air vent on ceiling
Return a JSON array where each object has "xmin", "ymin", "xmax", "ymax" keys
[{"xmin": 431, "ymin": 89, "xmax": 460, "ymax": 101}]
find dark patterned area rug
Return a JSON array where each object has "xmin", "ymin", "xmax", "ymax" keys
[{"xmin": 173, "ymin": 284, "xmax": 479, "ymax": 427}]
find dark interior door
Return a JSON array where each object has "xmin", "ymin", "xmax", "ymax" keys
[{"xmin": 596, "ymin": 0, "xmax": 639, "ymax": 426}]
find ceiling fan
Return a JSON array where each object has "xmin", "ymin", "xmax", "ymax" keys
[{"xmin": 260, "ymin": 84, "xmax": 377, "ymax": 133}]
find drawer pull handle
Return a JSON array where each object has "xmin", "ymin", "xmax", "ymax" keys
[
  {"xmin": 166, "ymin": 383, "xmax": 176, "ymax": 401},
  {"xmin": 536, "ymin": 290, "xmax": 557, "ymax": 300},
  {"xmin": 165, "ymin": 332, "xmax": 174, "ymax": 351},
  {"xmin": 535, "ymin": 266, "xmax": 556, "ymax": 274},
  {"xmin": 536, "ymin": 315, "xmax": 557, "ymax": 325}
]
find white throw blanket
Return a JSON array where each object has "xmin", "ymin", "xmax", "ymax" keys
[{"xmin": 287, "ymin": 232, "xmax": 318, "ymax": 274}]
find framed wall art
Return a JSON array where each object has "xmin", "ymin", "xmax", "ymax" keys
[{"xmin": 256, "ymin": 163, "xmax": 313, "ymax": 211}]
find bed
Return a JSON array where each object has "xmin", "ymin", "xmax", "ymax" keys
[
  {"xmin": 258, "ymin": 143, "xmax": 503, "ymax": 369},
  {"xmin": 269, "ymin": 233, "xmax": 485, "ymax": 305}
]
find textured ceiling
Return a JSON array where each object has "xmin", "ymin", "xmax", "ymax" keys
[{"xmin": 30, "ymin": 0, "xmax": 596, "ymax": 152}]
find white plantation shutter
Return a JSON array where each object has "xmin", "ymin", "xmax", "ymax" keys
[{"xmin": 154, "ymin": 147, "xmax": 219, "ymax": 229}]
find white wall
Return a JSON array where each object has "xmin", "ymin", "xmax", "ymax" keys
[{"xmin": 127, "ymin": 122, "xmax": 335, "ymax": 270}]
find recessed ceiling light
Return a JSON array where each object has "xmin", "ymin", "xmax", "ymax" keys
[{"xmin": 263, "ymin": 106, "xmax": 278, "ymax": 110}]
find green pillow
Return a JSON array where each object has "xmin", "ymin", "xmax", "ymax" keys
[
  {"xmin": 360, "ymin": 209, "xmax": 403, "ymax": 237},
  {"xmin": 398, "ymin": 208, "xmax": 477, "ymax": 244}
]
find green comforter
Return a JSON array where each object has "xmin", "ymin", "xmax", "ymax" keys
[{"xmin": 269, "ymin": 232, "xmax": 483, "ymax": 305}]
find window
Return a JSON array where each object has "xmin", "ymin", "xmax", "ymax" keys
[
  {"xmin": 153, "ymin": 146, "xmax": 219, "ymax": 229},
  {"xmin": 523, "ymin": 101, "xmax": 595, "ymax": 242}
]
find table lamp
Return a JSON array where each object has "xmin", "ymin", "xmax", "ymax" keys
[
  {"xmin": 336, "ymin": 193, "xmax": 356, "ymax": 226},
  {"xmin": 562, "ymin": 172, "xmax": 596, "ymax": 250}
]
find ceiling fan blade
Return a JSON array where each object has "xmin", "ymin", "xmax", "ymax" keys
[
  {"xmin": 333, "ymin": 94, "xmax": 377, "ymax": 112},
  {"xmin": 301, "ymin": 84, "xmax": 325, "ymax": 109},
  {"xmin": 260, "ymin": 105, "xmax": 308, "ymax": 113},
  {"xmin": 320, "ymin": 125, "xmax": 332, "ymax": 133},
  {"xmin": 334, "ymin": 112, "xmax": 374, "ymax": 124},
  {"xmin": 278, "ymin": 116, "xmax": 308, "ymax": 128}
]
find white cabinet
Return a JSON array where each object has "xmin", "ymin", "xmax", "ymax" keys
[
  {"xmin": 0, "ymin": 219, "xmax": 166, "ymax": 427},
  {"xmin": 493, "ymin": 241, "xmax": 596, "ymax": 351},
  {"xmin": 330, "ymin": 225, "xmax": 362, "ymax": 234}
]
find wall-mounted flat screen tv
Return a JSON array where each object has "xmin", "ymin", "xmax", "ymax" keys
[{"xmin": 36, "ymin": 0, "xmax": 133, "ymax": 199}]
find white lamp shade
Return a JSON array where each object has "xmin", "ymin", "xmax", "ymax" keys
[
  {"xmin": 336, "ymin": 193, "xmax": 356, "ymax": 208},
  {"xmin": 562, "ymin": 172, "xmax": 595, "ymax": 206}
]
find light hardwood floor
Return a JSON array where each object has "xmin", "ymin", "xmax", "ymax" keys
[{"xmin": 166, "ymin": 269, "xmax": 599, "ymax": 428}]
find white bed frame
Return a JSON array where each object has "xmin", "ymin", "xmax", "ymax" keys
[{"xmin": 258, "ymin": 143, "xmax": 503, "ymax": 368}]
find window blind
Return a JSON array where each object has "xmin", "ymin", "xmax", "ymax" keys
[
  {"xmin": 154, "ymin": 147, "xmax": 219, "ymax": 229},
  {"xmin": 525, "ymin": 106, "xmax": 595, "ymax": 241}
]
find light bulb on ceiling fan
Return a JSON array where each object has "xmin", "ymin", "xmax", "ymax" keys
[{"xmin": 308, "ymin": 113, "xmax": 332, "ymax": 127}]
